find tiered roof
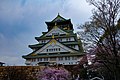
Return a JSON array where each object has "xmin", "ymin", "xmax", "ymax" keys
[
  {"xmin": 22, "ymin": 14, "xmax": 84, "ymax": 59},
  {"xmin": 45, "ymin": 14, "xmax": 73, "ymax": 31}
]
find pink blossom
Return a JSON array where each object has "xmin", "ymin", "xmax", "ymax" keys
[{"xmin": 37, "ymin": 66, "xmax": 71, "ymax": 80}]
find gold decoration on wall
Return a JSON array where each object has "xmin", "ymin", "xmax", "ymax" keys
[
  {"xmin": 54, "ymin": 22, "xmax": 58, "ymax": 29},
  {"xmin": 63, "ymin": 27, "xmax": 67, "ymax": 30},
  {"xmin": 52, "ymin": 35, "xmax": 54, "ymax": 39},
  {"xmin": 66, "ymin": 33, "xmax": 70, "ymax": 36},
  {"xmin": 49, "ymin": 39, "xmax": 57, "ymax": 45}
]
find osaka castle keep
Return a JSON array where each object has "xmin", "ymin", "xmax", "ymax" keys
[{"xmin": 22, "ymin": 14, "xmax": 84, "ymax": 66}]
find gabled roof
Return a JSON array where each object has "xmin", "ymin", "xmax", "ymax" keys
[
  {"xmin": 29, "ymin": 40, "xmax": 83, "ymax": 52},
  {"xmin": 23, "ymin": 38, "xmax": 83, "ymax": 59},
  {"xmin": 51, "ymin": 13, "xmax": 66, "ymax": 22},
  {"xmin": 45, "ymin": 19, "xmax": 72, "ymax": 27},
  {"xmin": 45, "ymin": 14, "xmax": 73, "ymax": 31},
  {"xmin": 35, "ymin": 26, "xmax": 75, "ymax": 41},
  {"xmin": 0, "ymin": 62, "xmax": 5, "ymax": 64},
  {"xmin": 29, "ymin": 43, "xmax": 44, "ymax": 49},
  {"xmin": 44, "ymin": 25, "xmax": 68, "ymax": 36},
  {"xmin": 35, "ymin": 38, "xmax": 78, "ymax": 54}
]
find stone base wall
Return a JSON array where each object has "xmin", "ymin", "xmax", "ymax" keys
[{"xmin": 0, "ymin": 66, "xmax": 43, "ymax": 80}]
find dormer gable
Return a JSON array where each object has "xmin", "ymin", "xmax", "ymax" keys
[
  {"xmin": 35, "ymin": 39, "xmax": 77, "ymax": 54},
  {"xmin": 44, "ymin": 25, "xmax": 67, "ymax": 36},
  {"xmin": 52, "ymin": 14, "xmax": 66, "ymax": 22}
]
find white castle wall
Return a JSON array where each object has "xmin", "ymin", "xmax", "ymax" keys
[{"xmin": 25, "ymin": 57, "xmax": 81, "ymax": 66}]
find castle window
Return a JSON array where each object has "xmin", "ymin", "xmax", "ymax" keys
[
  {"xmin": 59, "ymin": 38, "xmax": 62, "ymax": 42},
  {"xmin": 51, "ymin": 49, "xmax": 53, "ymax": 51},
  {"xmin": 49, "ymin": 49, "xmax": 52, "ymax": 51},
  {"xmin": 47, "ymin": 48, "xmax": 61, "ymax": 52},
  {"xmin": 44, "ymin": 40, "xmax": 46, "ymax": 43},
  {"xmin": 38, "ymin": 58, "xmax": 42, "ymax": 61},
  {"xmin": 41, "ymin": 40, "xmax": 46, "ymax": 43},
  {"xmin": 52, "ymin": 33, "xmax": 59, "ymax": 35},
  {"xmin": 58, "ymin": 57, "xmax": 63, "ymax": 61},
  {"xmin": 58, "ymin": 48, "xmax": 60, "ymax": 51},
  {"xmin": 66, "ymin": 38, "xmax": 68, "ymax": 41},
  {"xmin": 76, "ymin": 62, "xmax": 78, "ymax": 64},
  {"xmin": 56, "ymin": 48, "xmax": 58, "ymax": 51},
  {"xmin": 65, "ymin": 57, "xmax": 70, "ymax": 60},
  {"xmin": 72, "ymin": 57, "xmax": 77, "ymax": 60},
  {"xmin": 46, "ymin": 49, "xmax": 48, "ymax": 52},
  {"xmin": 50, "ymin": 58, "xmax": 56, "ymax": 61},
  {"xmin": 44, "ymin": 58, "xmax": 48, "ymax": 61},
  {"xmin": 33, "ymin": 59, "xmax": 35, "ymax": 62},
  {"xmin": 32, "ymin": 59, "xmax": 36, "ymax": 62},
  {"xmin": 69, "ymin": 38, "xmax": 71, "ymax": 41}
]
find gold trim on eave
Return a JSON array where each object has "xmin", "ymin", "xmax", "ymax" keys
[
  {"xmin": 49, "ymin": 39, "xmax": 57, "ymax": 45},
  {"xmin": 63, "ymin": 27, "xmax": 67, "ymax": 30},
  {"xmin": 66, "ymin": 33, "xmax": 70, "ymax": 36},
  {"xmin": 31, "ymin": 53, "xmax": 37, "ymax": 56}
]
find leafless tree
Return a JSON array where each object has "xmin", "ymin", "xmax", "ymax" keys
[{"xmin": 77, "ymin": 0, "xmax": 120, "ymax": 80}]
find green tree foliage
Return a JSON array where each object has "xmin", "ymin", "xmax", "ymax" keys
[{"xmin": 37, "ymin": 65, "xmax": 71, "ymax": 80}]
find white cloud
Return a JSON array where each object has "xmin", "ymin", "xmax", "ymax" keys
[{"xmin": 0, "ymin": 56, "xmax": 25, "ymax": 66}]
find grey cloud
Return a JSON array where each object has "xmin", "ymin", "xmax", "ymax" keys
[{"xmin": 0, "ymin": 0, "xmax": 93, "ymax": 65}]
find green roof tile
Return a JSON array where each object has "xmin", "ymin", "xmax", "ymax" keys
[{"xmin": 22, "ymin": 52, "xmax": 84, "ymax": 59}]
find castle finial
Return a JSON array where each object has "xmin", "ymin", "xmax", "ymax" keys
[{"xmin": 58, "ymin": 13, "xmax": 59, "ymax": 15}]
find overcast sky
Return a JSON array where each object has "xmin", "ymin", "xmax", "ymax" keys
[{"xmin": 0, "ymin": 0, "xmax": 94, "ymax": 66}]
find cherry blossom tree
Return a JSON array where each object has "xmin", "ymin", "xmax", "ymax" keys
[{"xmin": 37, "ymin": 65, "xmax": 71, "ymax": 80}]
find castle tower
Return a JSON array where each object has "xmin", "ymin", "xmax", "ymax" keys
[{"xmin": 22, "ymin": 14, "xmax": 84, "ymax": 66}]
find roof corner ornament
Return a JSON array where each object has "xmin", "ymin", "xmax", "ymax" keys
[{"xmin": 58, "ymin": 13, "xmax": 60, "ymax": 16}]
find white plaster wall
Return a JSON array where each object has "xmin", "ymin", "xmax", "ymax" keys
[
  {"xmin": 74, "ymin": 45, "xmax": 79, "ymax": 50},
  {"xmin": 46, "ymin": 28, "xmax": 67, "ymax": 36},
  {"xmin": 62, "ymin": 38, "xmax": 66, "ymax": 42},
  {"xmin": 36, "ymin": 40, "xmax": 75, "ymax": 54},
  {"xmin": 71, "ymin": 37, "xmax": 75, "ymax": 41},
  {"xmin": 40, "ymin": 45, "xmax": 70, "ymax": 53},
  {"xmin": 56, "ymin": 57, "xmax": 78, "ymax": 65},
  {"xmin": 61, "ymin": 37, "xmax": 75, "ymax": 42},
  {"xmin": 38, "ymin": 37, "xmax": 75, "ymax": 44},
  {"xmin": 25, "ymin": 56, "xmax": 81, "ymax": 66},
  {"xmin": 55, "ymin": 57, "xmax": 78, "ymax": 65}
]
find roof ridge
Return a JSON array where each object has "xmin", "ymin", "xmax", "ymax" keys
[{"xmin": 52, "ymin": 14, "xmax": 67, "ymax": 22}]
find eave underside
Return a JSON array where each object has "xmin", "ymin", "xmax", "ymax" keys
[
  {"xmin": 23, "ymin": 52, "xmax": 84, "ymax": 59},
  {"xmin": 35, "ymin": 33, "xmax": 77, "ymax": 41},
  {"xmin": 29, "ymin": 41, "xmax": 79, "ymax": 48}
]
